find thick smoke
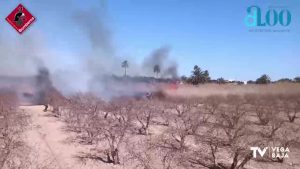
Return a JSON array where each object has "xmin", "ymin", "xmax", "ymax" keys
[
  {"xmin": 70, "ymin": 7, "xmax": 178, "ymax": 99},
  {"xmin": 162, "ymin": 63, "xmax": 178, "ymax": 78},
  {"xmin": 35, "ymin": 67, "xmax": 52, "ymax": 104},
  {"xmin": 142, "ymin": 46, "xmax": 178, "ymax": 78},
  {"xmin": 73, "ymin": 9, "xmax": 113, "ymax": 53},
  {"xmin": 72, "ymin": 9, "xmax": 120, "ymax": 76},
  {"xmin": 71, "ymin": 8, "xmax": 124, "ymax": 99},
  {"xmin": 0, "ymin": 1, "xmax": 179, "ymax": 101},
  {"xmin": 0, "ymin": 31, "xmax": 47, "ymax": 77}
]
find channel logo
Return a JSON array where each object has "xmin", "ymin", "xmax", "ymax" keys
[
  {"xmin": 244, "ymin": 6, "xmax": 291, "ymax": 27},
  {"xmin": 6, "ymin": 4, "xmax": 36, "ymax": 34}
]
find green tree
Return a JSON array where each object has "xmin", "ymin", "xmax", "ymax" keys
[
  {"xmin": 247, "ymin": 80, "xmax": 255, "ymax": 84},
  {"xmin": 181, "ymin": 75, "xmax": 188, "ymax": 82},
  {"xmin": 203, "ymin": 70, "xmax": 210, "ymax": 82},
  {"xmin": 189, "ymin": 65, "xmax": 210, "ymax": 85},
  {"xmin": 191, "ymin": 65, "xmax": 201, "ymax": 85},
  {"xmin": 277, "ymin": 78, "xmax": 292, "ymax": 83},
  {"xmin": 294, "ymin": 77, "xmax": 300, "ymax": 83},
  {"xmin": 256, "ymin": 74, "xmax": 271, "ymax": 84},
  {"xmin": 217, "ymin": 77, "xmax": 226, "ymax": 84},
  {"xmin": 121, "ymin": 60, "xmax": 129, "ymax": 76},
  {"xmin": 153, "ymin": 64, "xmax": 161, "ymax": 78}
]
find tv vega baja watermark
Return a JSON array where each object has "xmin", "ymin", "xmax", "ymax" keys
[{"xmin": 250, "ymin": 146, "xmax": 290, "ymax": 159}]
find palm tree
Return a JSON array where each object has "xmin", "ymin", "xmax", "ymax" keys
[
  {"xmin": 153, "ymin": 64, "xmax": 160, "ymax": 78},
  {"xmin": 121, "ymin": 60, "xmax": 129, "ymax": 76}
]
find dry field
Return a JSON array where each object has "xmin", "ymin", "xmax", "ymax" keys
[
  {"xmin": 1, "ymin": 83, "xmax": 300, "ymax": 169},
  {"xmin": 165, "ymin": 83, "xmax": 300, "ymax": 97}
]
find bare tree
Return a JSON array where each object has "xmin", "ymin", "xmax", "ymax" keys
[
  {"xmin": 203, "ymin": 95, "xmax": 253, "ymax": 169},
  {"xmin": 247, "ymin": 94, "xmax": 274, "ymax": 125},
  {"xmin": 47, "ymin": 87, "xmax": 68, "ymax": 117},
  {"xmin": 133, "ymin": 100, "xmax": 159, "ymax": 135},
  {"xmin": 0, "ymin": 91, "xmax": 28, "ymax": 169},
  {"xmin": 100, "ymin": 100, "xmax": 134, "ymax": 164},
  {"xmin": 203, "ymin": 95, "xmax": 223, "ymax": 115},
  {"xmin": 279, "ymin": 94, "xmax": 300, "ymax": 123},
  {"xmin": 150, "ymin": 98, "xmax": 203, "ymax": 168},
  {"xmin": 126, "ymin": 139, "xmax": 156, "ymax": 169},
  {"xmin": 63, "ymin": 93, "xmax": 104, "ymax": 143},
  {"xmin": 58, "ymin": 92, "xmax": 300, "ymax": 169}
]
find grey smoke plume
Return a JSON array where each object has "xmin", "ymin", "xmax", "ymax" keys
[
  {"xmin": 35, "ymin": 67, "xmax": 52, "ymax": 104},
  {"xmin": 0, "ymin": 32, "xmax": 47, "ymax": 77},
  {"xmin": 163, "ymin": 63, "xmax": 178, "ymax": 78},
  {"xmin": 70, "ymin": 7, "xmax": 179, "ymax": 99},
  {"xmin": 0, "ymin": 1, "xmax": 179, "ymax": 101},
  {"xmin": 73, "ymin": 10, "xmax": 113, "ymax": 53},
  {"xmin": 72, "ymin": 7, "xmax": 123, "ymax": 77},
  {"xmin": 142, "ymin": 46, "xmax": 178, "ymax": 78},
  {"xmin": 71, "ymin": 8, "xmax": 123, "ymax": 99}
]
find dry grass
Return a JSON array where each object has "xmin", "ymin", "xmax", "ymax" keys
[{"xmin": 166, "ymin": 83, "xmax": 300, "ymax": 98}]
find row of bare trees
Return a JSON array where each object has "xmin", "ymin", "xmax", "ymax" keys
[
  {"xmin": 49, "ymin": 92, "xmax": 300, "ymax": 169},
  {"xmin": 0, "ymin": 91, "xmax": 29, "ymax": 169},
  {"xmin": 0, "ymin": 90, "xmax": 64, "ymax": 169}
]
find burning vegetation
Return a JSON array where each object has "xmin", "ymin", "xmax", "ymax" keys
[{"xmin": 0, "ymin": 2, "xmax": 299, "ymax": 169}]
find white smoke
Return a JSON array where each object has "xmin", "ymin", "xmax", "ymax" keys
[{"xmin": 0, "ymin": 1, "xmax": 179, "ymax": 100}]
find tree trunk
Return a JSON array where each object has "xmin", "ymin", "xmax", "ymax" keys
[
  {"xmin": 106, "ymin": 152, "xmax": 113, "ymax": 163},
  {"xmin": 53, "ymin": 107, "xmax": 59, "ymax": 117},
  {"xmin": 230, "ymin": 152, "xmax": 238, "ymax": 169},
  {"xmin": 112, "ymin": 148, "xmax": 120, "ymax": 164},
  {"xmin": 44, "ymin": 104, "xmax": 48, "ymax": 112},
  {"xmin": 288, "ymin": 112, "xmax": 296, "ymax": 122},
  {"xmin": 236, "ymin": 153, "xmax": 252, "ymax": 169}
]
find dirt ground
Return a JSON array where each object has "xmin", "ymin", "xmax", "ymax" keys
[{"xmin": 21, "ymin": 106, "xmax": 123, "ymax": 169}]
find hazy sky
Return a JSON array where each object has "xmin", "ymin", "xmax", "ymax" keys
[{"xmin": 0, "ymin": 0, "xmax": 299, "ymax": 81}]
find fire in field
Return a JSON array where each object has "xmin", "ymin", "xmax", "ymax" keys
[{"xmin": 0, "ymin": 1, "xmax": 299, "ymax": 169}]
